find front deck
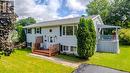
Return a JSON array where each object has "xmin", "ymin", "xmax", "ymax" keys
[
  {"xmin": 32, "ymin": 49, "xmax": 59, "ymax": 57},
  {"xmin": 32, "ymin": 43, "xmax": 59, "ymax": 57}
]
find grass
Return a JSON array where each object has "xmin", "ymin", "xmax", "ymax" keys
[
  {"xmin": 56, "ymin": 54, "xmax": 83, "ymax": 63},
  {"xmin": 87, "ymin": 45, "xmax": 130, "ymax": 72},
  {"xmin": 0, "ymin": 45, "xmax": 130, "ymax": 72},
  {"xmin": 55, "ymin": 45, "xmax": 130, "ymax": 72},
  {"xmin": 0, "ymin": 49, "xmax": 74, "ymax": 73}
]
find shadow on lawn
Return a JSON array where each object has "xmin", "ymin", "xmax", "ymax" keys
[
  {"xmin": 15, "ymin": 48, "xmax": 32, "ymax": 53},
  {"xmin": 56, "ymin": 54, "xmax": 87, "ymax": 63}
]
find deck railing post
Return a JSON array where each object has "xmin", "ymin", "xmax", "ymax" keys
[{"xmin": 116, "ymin": 28, "xmax": 120, "ymax": 53}]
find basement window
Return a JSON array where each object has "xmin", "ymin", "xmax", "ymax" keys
[
  {"xmin": 63, "ymin": 45, "xmax": 69, "ymax": 51},
  {"xmin": 27, "ymin": 42, "xmax": 32, "ymax": 47},
  {"xmin": 70, "ymin": 46, "xmax": 76, "ymax": 52}
]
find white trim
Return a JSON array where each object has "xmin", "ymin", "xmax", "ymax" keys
[{"xmin": 62, "ymin": 24, "xmax": 78, "ymax": 37}]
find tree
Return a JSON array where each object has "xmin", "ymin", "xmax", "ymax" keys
[
  {"xmin": 87, "ymin": 0, "xmax": 130, "ymax": 28},
  {"xmin": 77, "ymin": 17, "xmax": 96, "ymax": 59},
  {"xmin": 107, "ymin": 0, "xmax": 130, "ymax": 28},
  {"xmin": 88, "ymin": 19, "xmax": 96, "ymax": 56},
  {"xmin": 17, "ymin": 17, "xmax": 36, "ymax": 26},
  {"xmin": 87, "ymin": 0, "xmax": 110, "ymax": 23},
  {"xmin": 16, "ymin": 25, "xmax": 26, "ymax": 43},
  {"xmin": 16, "ymin": 17, "xmax": 36, "ymax": 43}
]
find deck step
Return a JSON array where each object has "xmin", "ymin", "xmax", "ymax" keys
[
  {"xmin": 32, "ymin": 50, "xmax": 58, "ymax": 57},
  {"xmin": 32, "ymin": 52, "xmax": 49, "ymax": 56},
  {"xmin": 34, "ymin": 50, "xmax": 50, "ymax": 53}
]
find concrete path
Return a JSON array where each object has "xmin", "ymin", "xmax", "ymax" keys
[
  {"xmin": 73, "ymin": 64, "xmax": 129, "ymax": 73},
  {"xmin": 29, "ymin": 53, "xmax": 81, "ymax": 68}
]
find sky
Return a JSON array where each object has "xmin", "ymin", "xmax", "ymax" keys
[{"xmin": 15, "ymin": 0, "xmax": 91, "ymax": 22}]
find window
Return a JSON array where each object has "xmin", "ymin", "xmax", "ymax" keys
[
  {"xmin": 50, "ymin": 37, "xmax": 53, "ymax": 43},
  {"xmin": 63, "ymin": 26, "xmax": 65, "ymax": 35},
  {"xmin": 27, "ymin": 28, "xmax": 32, "ymax": 34},
  {"xmin": 35, "ymin": 28, "xmax": 41, "ymax": 34},
  {"xmin": 36, "ymin": 28, "xmax": 40, "ymax": 33},
  {"xmin": 74, "ymin": 26, "xmax": 77, "ymax": 35},
  {"xmin": 66, "ymin": 26, "xmax": 73, "ymax": 35},
  {"xmin": 27, "ymin": 42, "xmax": 32, "ymax": 47},
  {"xmin": 60, "ymin": 45, "xmax": 63, "ymax": 51},
  {"xmin": 63, "ymin": 45, "xmax": 68, "ymax": 51},
  {"xmin": 70, "ymin": 46, "xmax": 76, "ymax": 52}
]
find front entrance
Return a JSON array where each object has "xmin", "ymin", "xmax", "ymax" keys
[{"xmin": 44, "ymin": 35, "xmax": 58, "ymax": 49}]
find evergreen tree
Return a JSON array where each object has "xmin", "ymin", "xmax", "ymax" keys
[{"xmin": 77, "ymin": 17, "xmax": 96, "ymax": 59}]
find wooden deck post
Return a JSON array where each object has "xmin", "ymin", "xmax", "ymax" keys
[{"xmin": 32, "ymin": 43, "xmax": 36, "ymax": 52}]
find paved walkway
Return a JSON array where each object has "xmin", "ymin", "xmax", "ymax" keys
[
  {"xmin": 73, "ymin": 64, "xmax": 129, "ymax": 73},
  {"xmin": 29, "ymin": 53, "xmax": 81, "ymax": 68}
]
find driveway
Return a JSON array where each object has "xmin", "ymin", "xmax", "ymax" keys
[{"xmin": 73, "ymin": 64, "xmax": 129, "ymax": 73}]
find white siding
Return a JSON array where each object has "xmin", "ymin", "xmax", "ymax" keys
[
  {"xmin": 97, "ymin": 40, "xmax": 120, "ymax": 53},
  {"xmin": 26, "ymin": 15, "xmax": 119, "ymax": 54},
  {"xmin": 59, "ymin": 36, "xmax": 77, "ymax": 46},
  {"xmin": 26, "ymin": 26, "xmax": 60, "ymax": 47}
]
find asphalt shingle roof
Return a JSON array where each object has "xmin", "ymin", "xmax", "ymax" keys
[{"xmin": 24, "ymin": 15, "xmax": 99, "ymax": 28}]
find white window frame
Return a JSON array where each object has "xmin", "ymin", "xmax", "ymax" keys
[
  {"xmin": 35, "ymin": 28, "xmax": 41, "ymax": 34},
  {"xmin": 62, "ymin": 45, "xmax": 69, "ymax": 52},
  {"xmin": 27, "ymin": 42, "xmax": 32, "ymax": 47},
  {"xmin": 62, "ymin": 24, "xmax": 77, "ymax": 37}
]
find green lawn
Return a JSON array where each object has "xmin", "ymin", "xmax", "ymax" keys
[
  {"xmin": 0, "ymin": 45, "xmax": 130, "ymax": 73},
  {"xmin": 56, "ymin": 45, "xmax": 130, "ymax": 72},
  {"xmin": 87, "ymin": 45, "xmax": 130, "ymax": 72},
  {"xmin": 56, "ymin": 54, "xmax": 82, "ymax": 62},
  {"xmin": 0, "ymin": 49, "xmax": 74, "ymax": 73}
]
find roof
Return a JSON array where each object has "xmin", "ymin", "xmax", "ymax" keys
[
  {"xmin": 24, "ymin": 15, "xmax": 99, "ymax": 28},
  {"xmin": 96, "ymin": 25, "xmax": 121, "ymax": 28}
]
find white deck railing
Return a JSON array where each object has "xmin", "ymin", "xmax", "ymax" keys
[
  {"xmin": 97, "ymin": 35, "xmax": 119, "ymax": 53},
  {"xmin": 99, "ymin": 35, "xmax": 117, "ymax": 41}
]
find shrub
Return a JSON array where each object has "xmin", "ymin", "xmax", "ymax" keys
[
  {"xmin": 77, "ymin": 17, "xmax": 96, "ymax": 59},
  {"xmin": 16, "ymin": 25, "xmax": 26, "ymax": 43},
  {"xmin": 119, "ymin": 28, "xmax": 130, "ymax": 45},
  {"xmin": 8, "ymin": 30, "xmax": 19, "ymax": 43}
]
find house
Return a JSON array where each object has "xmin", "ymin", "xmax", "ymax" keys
[{"xmin": 24, "ymin": 15, "xmax": 120, "ymax": 56}]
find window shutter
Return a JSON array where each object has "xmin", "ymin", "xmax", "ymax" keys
[
  {"xmin": 60, "ymin": 26, "xmax": 62, "ymax": 36},
  {"xmin": 35, "ymin": 28, "xmax": 36, "ymax": 34},
  {"xmin": 40, "ymin": 27, "xmax": 41, "ymax": 34}
]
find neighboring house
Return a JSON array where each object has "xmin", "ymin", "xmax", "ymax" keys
[{"xmin": 24, "ymin": 15, "xmax": 120, "ymax": 56}]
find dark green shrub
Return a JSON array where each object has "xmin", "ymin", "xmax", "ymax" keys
[
  {"xmin": 16, "ymin": 25, "xmax": 26, "ymax": 43},
  {"xmin": 119, "ymin": 28, "xmax": 130, "ymax": 45},
  {"xmin": 77, "ymin": 17, "xmax": 96, "ymax": 59}
]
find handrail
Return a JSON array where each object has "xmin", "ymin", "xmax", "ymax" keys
[{"xmin": 99, "ymin": 35, "xmax": 117, "ymax": 41}]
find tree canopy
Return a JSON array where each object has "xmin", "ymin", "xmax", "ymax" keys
[
  {"xmin": 15, "ymin": 17, "xmax": 36, "ymax": 43},
  {"xmin": 16, "ymin": 17, "xmax": 36, "ymax": 26},
  {"xmin": 87, "ymin": 0, "xmax": 130, "ymax": 28},
  {"xmin": 87, "ymin": 0, "xmax": 110, "ymax": 23}
]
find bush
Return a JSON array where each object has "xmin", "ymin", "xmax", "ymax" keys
[
  {"xmin": 119, "ymin": 28, "xmax": 130, "ymax": 45},
  {"xmin": 8, "ymin": 30, "xmax": 19, "ymax": 43},
  {"xmin": 77, "ymin": 17, "xmax": 96, "ymax": 59},
  {"xmin": 16, "ymin": 25, "xmax": 26, "ymax": 43}
]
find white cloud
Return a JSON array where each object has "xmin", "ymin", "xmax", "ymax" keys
[
  {"xmin": 15, "ymin": 0, "xmax": 61, "ymax": 22},
  {"xmin": 15, "ymin": 0, "xmax": 90, "ymax": 22},
  {"xmin": 66, "ymin": 0, "xmax": 89, "ymax": 11}
]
